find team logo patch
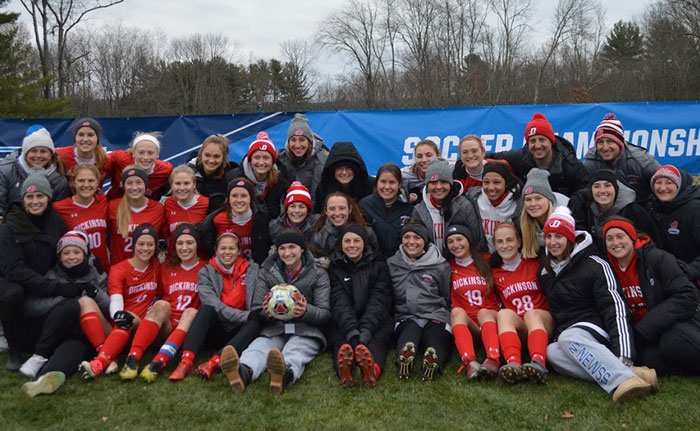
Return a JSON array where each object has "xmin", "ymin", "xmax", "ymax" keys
[
  {"xmin": 548, "ymin": 220, "xmax": 561, "ymax": 228},
  {"xmin": 27, "ymin": 185, "xmax": 36, "ymax": 192},
  {"xmin": 295, "ymin": 129, "xmax": 303, "ymax": 136},
  {"xmin": 668, "ymin": 220, "xmax": 680, "ymax": 235},
  {"xmin": 142, "ymin": 228, "xmax": 150, "ymax": 233},
  {"xmin": 525, "ymin": 186, "xmax": 532, "ymax": 194},
  {"xmin": 430, "ymin": 173, "xmax": 439, "ymax": 181},
  {"xmin": 128, "ymin": 169, "xmax": 135, "ymax": 176},
  {"xmin": 183, "ymin": 228, "xmax": 190, "ymax": 234},
  {"xmin": 81, "ymin": 121, "xmax": 90, "ymax": 126},
  {"xmin": 400, "ymin": 215, "xmax": 410, "ymax": 226},
  {"xmin": 259, "ymin": 144, "xmax": 267, "ymax": 151},
  {"xmin": 237, "ymin": 180, "xmax": 245, "ymax": 186},
  {"xmin": 528, "ymin": 127, "xmax": 537, "ymax": 137}
]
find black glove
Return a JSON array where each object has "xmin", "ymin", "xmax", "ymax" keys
[
  {"xmin": 113, "ymin": 310, "xmax": 134, "ymax": 330},
  {"xmin": 77, "ymin": 283, "xmax": 98, "ymax": 299},
  {"xmin": 54, "ymin": 282, "xmax": 83, "ymax": 298}
]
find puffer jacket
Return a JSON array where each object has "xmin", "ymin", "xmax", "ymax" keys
[
  {"xmin": 197, "ymin": 257, "xmax": 260, "ymax": 331},
  {"xmin": 359, "ymin": 193, "xmax": 413, "ymax": 259},
  {"xmin": 489, "ymin": 135, "xmax": 589, "ymax": 197},
  {"xmin": 328, "ymin": 245, "xmax": 393, "ymax": 345},
  {"xmin": 313, "ymin": 141, "xmax": 373, "ymax": 213},
  {"xmin": 0, "ymin": 150, "xmax": 69, "ymax": 217},
  {"xmin": 0, "ymin": 203, "xmax": 66, "ymax": 296},
  {"xmin": 277, "ymin": 132, "xmax": 329, "ymax": 199},
  {"xmin": 583, "ymin": 142, "xmax": 660, "ymax": 200},
  {"xmin": 226, "ymin": 160, "xmax": 290, "ymax": 220},
  {"xmin": 387, "ymin": 243, "xmax": 451, "ymax": 324},
  {"xmin": 188, "ymin": 160, "xmax": 238, "ymax": 214},
  {"xmin": 308, "ymin": 218, "xmax": 379, "ymax": 258},
  {"xmin": 268, "ymin": 212, "xmax": 320, "ymax": 242},
  {"xmin": 250, "ymin": 250, "xmax": 331, "ymax": 348},
  {"xmin": 538, "ymin": 231, "xmax": 634, "ymax": 359}
]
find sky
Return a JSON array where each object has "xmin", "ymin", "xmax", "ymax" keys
[{"xmin": 8, "ymin": 0, "xmax": 653, "ymax": 77}]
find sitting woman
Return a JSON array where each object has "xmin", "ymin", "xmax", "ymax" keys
[
  {"xmin": 445, "ymin": 225, "xmax": 501, "ymax": 381},
  {"xmin": 540, "ymin": 207, "xmax": 656, "ymax": 403},
  {"xmin": 387, "ymin": 223, "xmax": 452, "ymax": 381},
  {"xmin": 452, "ymin": 135, "xmax": 487, "ymax": 192},
  {"xmin": 604, "ymin": 217, "xmax": 700, "ymax": 376},
  {"xmin": 269, "ymin": 181, "xmax": 320, "ymax": 241},
  {"xmin": 329, "ymin": 225, "xmax": 392, "ymax": 389}
]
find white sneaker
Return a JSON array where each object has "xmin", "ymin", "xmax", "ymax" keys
[
  {"xmin": 0, "ymin": 335, "xmax": 8, "ymax": 352},
  {"xmin": 105, "ymin": 361, "xmax": 119, "ymax": 375},
  {"xmin": 19, "ymin": 354, "xmax": 48, "ymax": 379},
  {"xmin": 22, "ymin": 371, "xmax": 65, "ymax": 397}
]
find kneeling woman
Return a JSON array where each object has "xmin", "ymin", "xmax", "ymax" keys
[
  {"xmin": 388, "ymin": 223, "xmax": 452, "ymax": 381},
  {"xmin": 541, "ymin": 208, "xmax": 656, "ymax": 402},
  {"xmin": 329, "ymin": 225, "xmax": 392, "ymax": 388},
  {"xmin": 445, "ymin": 225, "xmax": 501, "ymax": 381},
  {"xmin": 168, "ymin": 231, "xmax": 261, "ymax": 382},
  {"xmin": 79, "ymin": 224, "xmax": 160, "ymax": 379},
  {"xmin": 604, "ymin": 217, "xmax": 700, "ymax": 376}
]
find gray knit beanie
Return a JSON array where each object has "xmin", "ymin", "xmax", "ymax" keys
[
  {"xmin": 287, "ymin": 113, "xmax": 314, "ymax": 146},
  {"xmin": 22, "ymin": 125, "xmax": 55, "ymax": 156},
  {"xmin": 425, "ymin": 157, "xmax": 453, "ymax": 184},
  {"xmin": 522, "ymin": 168, "xmax": 555, "ymax": 204},
  {"xmin": 21, "ymin": 168, "xmax": 53, "ymax": 199},
  {"xmin": 401, "ymin": 223, "xmax": 430, "ymax": 249}
]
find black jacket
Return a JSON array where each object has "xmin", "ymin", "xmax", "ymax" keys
[
  {"xmin": 313, "ymin": 141, "xmax": 373, "ymax": 213},
  {"xmin": 489, "ymin": 135, "xmax": 589, "ymax": 197},
  {"xmin": 328, "ymin": 246, "xmax": 393, "ymax": 345},
  {"xmin": 641, "ymin": 169, "xmax": 700, "ymax": 283},
  {"xmin": 0, "ymin": 203, "xmax": 66, "ymax": 296},
  {"xmin": 189, "ymin": 161, "xmax": 238, "ymax": 215},
  {"xmin": 359, "ymin": 193, "xmax": 413, "ymax": 259},
  {"xmin": 538, "ymin": 232, "xmax": 635, "ymax": 359}
]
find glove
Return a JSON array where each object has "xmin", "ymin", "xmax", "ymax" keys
[
  {"xmin": 113, "ymin": 310, "xmax": 135, "ymax": 330},
  {"xmin": 76, "ymin": 283, "xmax": 98, "ymax": 299},
  {"xmin": 54, "ymin": 282, "xmax": 83, "ymax": 298},
  {"xmin": 315, "ymin": 256, "xmax": 330, "ymax": 270}
]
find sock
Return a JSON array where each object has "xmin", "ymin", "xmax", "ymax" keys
[
  {"xmin": 151, "ymin": 329, "xmax": 187, "ymax": 366},
  {"xmin": 208, "ymin": 354, "xmax": 221, "ymax": 367},
  {"xmin": 452, "ymin": 324, "xmax": 475, "ymax": 361},
  {"xmin": 527, "ymin": 329, "xmax": 548, "ymax": 364},
  {"xmin": 95, "ymin": 328, "xmax": 131, "ymax": 368},
  {"xmin": 80, "ymin": 312, "xmax": 106, "ymax": 350},
  {"xmin": 181, "ymin": 350, "xmax": 195, "ymax": 363},
  {"xmin": 128, "ymin": 319, "xmax": 161, "ymax": 360},
  {"xmin": 481, "ymin": 321, "xmax": 500, "ymax": 360},
  {"xmin": 374, "ymin": 363, "xmax": 382, "ymax": 378},
  {"xmin": 499, "ymin": 331, "xmax": 521, "ymax": 365}
]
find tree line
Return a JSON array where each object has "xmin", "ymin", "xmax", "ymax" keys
[{"xmin": 1, "ymin": 0, "xmax": 699, "ymax": 119}]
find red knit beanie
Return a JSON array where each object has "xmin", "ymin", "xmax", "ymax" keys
[
  {"xmin": 284, "ymin": 181, "xmax": 312, "ymax": 211},
  {"xmin": 524, "ymin": 113, "xmax": 555, "ymax": 146},
  {"xmin": 602, "ymin": 219, "xmax": 637, "ymax": 242},
  {"xmin": 650, "ymin": 165, "xmax": 681, "ymax": 190},
  {"xmin": 594, "ymin": 113, "xmax": 625, "ymax": 151},
  {"xmin": 544, "ymin": 206, "xmax": 576, "ymax": 244},
  {"xmin": 247, "ymin": 131, "xmax": 277, "ymax": 163}
]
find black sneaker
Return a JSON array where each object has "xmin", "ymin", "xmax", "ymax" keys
[
  {"xmin": 397, "ymin": 342, "xmax": 416, "ymax": 380},
  {"xmin": 422, "ymin": 347, "xmax": 438, "ymax": 382},
  {"xmin": 499, "ymin": 362, "xmax": 524, "ymax": 385},
  {"xmin": 522, "ymin": 359, "xmax": 548, "ymax": 384}
]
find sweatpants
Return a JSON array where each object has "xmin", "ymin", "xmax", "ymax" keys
[
  {"xmin": 181, "ymin": 305, "xmax": 260, "ymax": 356},
  {"xmin": 547, "ymin": 326, "xmax": 635, "ymax": 394},
  {"xmin": 239, "ymin": 334, "xmax": 321, "ymax": 386},
  {"xmin": 637, "ymin": 320, "xmax": 700, "ymax": 376},
  {"xmin": 394, "ymin": 319, "xmax": 453, "ymax": 370}
]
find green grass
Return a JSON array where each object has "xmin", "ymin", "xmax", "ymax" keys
[{"xmin": 2, "ymin": 351, "xmax": 700, "ymax": 431}]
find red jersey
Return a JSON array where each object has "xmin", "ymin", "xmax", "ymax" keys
[
  {"xmin": 106, "ymin": 150, "xmax": 173, "ymax": 200},
  {"xmin": 609, "ymin": 254, "xmax": 648, "ymax": 324},
  {"xmin": 56, "ymin": 146, "xmax": 113, "ymax": 187},
  {"xmin": 450, "ymin": 259, "xmax": 500, "ymax": 321},
  {"xmin": 213, "ymin": 212, "xmax": 253, "ymax": 261},
  {"xmin": 493, "ymin": 257, "xmax": 548, "ymax": 317},
  {"xmin": 53, "ymin": 194, "xmax": 111, "ymax": 272},
  {"xmin": 108, "ymin": 259, "xmax": 160, "ymax": 319},
  {"xmin": 164, "ymin": 195, "xmax": 209, "ymax": 236},
  {"xmin": 159, "ymin": 259, "xmax": 206, "ymax": 324},
  {"xmin": 108, "ymin": 198, "xmax": 166, "ymax": 265},
  {"xmin": 456, "ymin": 176, "xmax": 483, "ymax": 194}
]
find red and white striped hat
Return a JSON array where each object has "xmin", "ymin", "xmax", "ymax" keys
[
  {"xmin": 57, "ymin": 230, "xmax": 89, "ymax": 256},
  {"xmin": 544, "ymin": 206, "xmax": 576, "ymax": 244},
  {"xmin": 284, "ymin": 181, "xmax": 312, "ymax": 211},
  {"xmin": 594, "ymin": 113, "xmax": 625, "ymax": 150},
  {"xmin": 247, "ymin": 131, "xmax": 277, "ymax": 163}
]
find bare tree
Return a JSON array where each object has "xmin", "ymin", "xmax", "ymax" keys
[
  {"xmin": 398, "ymin": 0, "xmax": 439, "ymax": 105},
  {"xmin": 280, "ymin": 38, "xmax": 318, "ymax": 92}
]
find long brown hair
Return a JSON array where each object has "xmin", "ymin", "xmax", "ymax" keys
[
  {"xmin": 374, "ymin": 162, "xmax": 402, "ymax": 193},
  {"xmin": 313, "ymin": 191, "xmax": 367, "ymax": 232},
  {"xmin": 410, "ymin": 139, "xmax": 440, "ymax": 176},
  {"xmin": 196, "ymin": 134, "xmax": 230, "ymax": 180},
  {"xmin": 446, "ymin": 233, "xmax": 495, "ymax": 296}
]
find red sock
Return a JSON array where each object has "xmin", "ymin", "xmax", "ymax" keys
[
  {"xmin": 209, "ymin": 354, "xmax": 221, "ymax": 367},
  {"xmin": 80, "ymin": 312, "xmax": 106, "ymax": 349},
  {"xmin": 499, "ymin": 331, "xmax": 521, "ymax": 365},
  {"xmin": 527, "ymin": 329, "xmax": 548, "ymax": 364},
  {"xmin": 480, "ymin": 321, "xmax": 500, "ymax": 360},
  {"xmin": 151, "ymin": 329, "xmax": 187, "ymax": 366},
  {"xmin": 128, "ymin": 319, "xmax": 161, "ymax": 360},
  {"xmin": 374, "ymin": 363, "xmax": 382, "ymax": 378},
  {"xmin": 453, "ymin": 324, "xmax": 475, "ymax": 361},
  {"xmin": 96, "ymin": 328, "xmax": 131, "ymax": 368}
]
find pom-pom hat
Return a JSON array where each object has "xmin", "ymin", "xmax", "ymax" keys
[
  {"xmin": 594, "ymin": 113, "xmax": 625, "ymax": 150},
  {"xmin": 247, "ymin": 131, "xmax": 277, "ymax": 163},
  {"xmin": 57, "ymin": 230, "xmax": 89, "ymax": 256},
  {"xmin": 524, "ymin": 113, "xmax": 555, "ymax": 146},
  {"xmin": 544, "ymin": 206, "xmax": 576, "ymax": 244},
  {"xmin": 284, "ymin": 181, "xmax": 312, "ymax": 211}
]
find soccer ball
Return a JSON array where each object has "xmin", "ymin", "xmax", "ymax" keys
[{"xmin": 266, "ymin": 284, "xmax": 301, "ymax": 321}]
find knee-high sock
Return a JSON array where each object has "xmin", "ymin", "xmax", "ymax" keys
[
  {"xmin": 128, "ymin": 319, "xmax": 161, "ymax": 360},
  {"xmin": 453, "ymin": 324, "xmax": 475, "ymax": 361},
  {"xmin": 481, "ymin": 321, "xmax": 500, "ymax": 360},
  {"xmin": 151, "ymin": 329, "xmax": 187, "ymax": 366},
  {"xmin": 95, "ymin": 328, "xmax": 131, "ymax": 368},
  {"xmin": 527, "ymin": 329, "xmax": 548, "ymax": 364},
  {"xmin": 80, "ymin": 312, "xmax": 106, "ymax": 350},
  {"xmin": 499, "ymin": 331, "xmax": 521, "ymax": 365}
]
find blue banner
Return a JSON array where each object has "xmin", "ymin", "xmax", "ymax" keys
[{"xmin": 2, "ymin": 101, "xmax": 699, "ymax": 175}]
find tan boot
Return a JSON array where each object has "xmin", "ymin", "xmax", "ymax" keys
[
  {"xmin": 633, "ymin": 366, "xmax": 659, "ymax": 394},
  {"xmin": 612, "ymin": 376, "xmax": 651, "ymax": 403}
]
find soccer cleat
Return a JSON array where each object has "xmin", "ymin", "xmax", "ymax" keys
[
  {"xmin": 354, "ymin": 344, "xmax": 377, "ymax": 388},
  {"xmin": 456, "ymin": 356, "xmax": 481, "ymax": 382},
  {"xmin": 632, "ymin": 366, "xmax": 659, "ymax": 394},
  {"xmin": 397, "ymin": 342, "xmax": 416, "ymax": 380},
  {"xmin": 499, "ymin": 362, "xmax": 524, "ymax": 385},
  {"xmin": 104, "ymin": 361, "xmax": 119, "ymax": 375},
  {"xmin": 337, "ymin": 344, "xmax": 355, "ymax": 388},
  {"xmin": 220, "ymin": 345, "xmax": 245, "ymax": 393},
  {"xmin": 79, "ymin": 359, "xmax": 104, "ymax": 380},
  {"xmin": 22, "ymin": 371, "xmax": 65, "ymax": 397},
  {"xmin": 19, "ymin": 354, "xmax": 48, "ymax": 379},
  {"xmin": 119, "ymin": 354, "xmax": 139, "ymax": 380},
  {"xmin": 612, "ymin": 376, "xmax": 651, "ymax": 403},
  {"xmin": 196, "ymin": 358, "xmax": 218, "ymax": 381},
  {"xmin": 422, "ymin": 347, "xmax": 439, "ymax": 382},
  {"xmin": 168, "ymin": 359, "xmax": 194, "ymax": 382},
  {"xmin": 140, "ymin": 361, "xmax": 163, "ymax": 384},
  {"xmin": 479, "ymin": 358, "xmax": 500, "ymax": 379},
  {"xmin": 522, "ymin": 359, "xmax": 548, "ymax": 384},
  {"xmin": 266, "ymin": 348, "xmax": 287, "ymax": 395}
]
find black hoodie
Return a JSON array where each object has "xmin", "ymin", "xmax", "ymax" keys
[{"xmin": 313, "ymin": 141, "xmax": 373, "ymax": 213}]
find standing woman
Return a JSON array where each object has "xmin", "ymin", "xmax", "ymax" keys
[
  {"xmin": 490, "ymin": 223, "xmax": 552, "ymax": 384},
  {"xmin": 401, "ymin": 139, "xmax": 441, "ymax": 204},
  {"xmin": 329, "ymin": 225, "xmax": 393, "ymax": 389},
  {"xmin": 518, "ymin": 169, "xmax": 565, "ymax": 259},
  {"xmin": 0, "ymin": 125, "xmax": 69, "ymax": 221},
  {"xmin": 313, "ymin": 141, "xmax": 373, "ymax": 213},
  {"xmin": 388, "ymin": 223, "xmax": 452, "ymax": 381},
  {"xmin": 53, "ymin": 164, "xmax": 110, "ymax": 272},
  {"xmin": 269, "ymin": 181, "xmax": 320, "ymax": 241},
  {"xmin": 540, "ymin": 208, "xmax": 655, "ymax": 402},
  {"xmin": 164, "ymin": 165, "xmax": 209, "ymax": 240},
  {"xmin": 56, "ymin": 118, "xmax": 112, "ymax": 186},
  {"xmin": 604, "ymin": 217, "xmax": 700, "ymax": 376},
  {"xmin": 445, "ymin": 225, "xmax": 501, "ymax": 381},
  {"xmin": 79, "ymin": 224, "xmax": 160, "ymax": 380},
  {"xmin": 359, "ymin": 163, "xmax": 413, "ymax": 259},
  {"xmin": 107, "ymin": 167, "xmax": 166, "ymax": 265},
  {"xmin": 188, "ymin": 134, "xmax": 237, "ymax": 214},
  {"xmin": 453, "ymin": 135, "xmax": 487, "ymax": 193},
  {"xmin": 276, "ymin": 113, "xmax": 328, "ymax": 198},
  {"xmin": 107, "ymin": 132, "xmax": 173, "ymax": 200}
]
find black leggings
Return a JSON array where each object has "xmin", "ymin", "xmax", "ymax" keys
[
  {"xmin": 637, "ymin": 320, "xmax": 700, "ymax": 376},
  {"xmin": 394, "ymin": 319, "xmax": 453, "ymax": 370},
  {"xmin": 181, "ymin": 305, "xmax": 261, "ymax": 356},
  {"xmin": 0, "ymin": 280, "xmax": 24, "ymax": 350},
  {"xmin": 330, "ymin": 329, "xmax": 391, "ymax": 372}
]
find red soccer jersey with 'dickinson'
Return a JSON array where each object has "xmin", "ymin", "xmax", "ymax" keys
[
  {"xmin": 107, "ymin": 198, "xmax": 166, "ymax": 265},
  {"xmin": 164, "ymin": 195, "xmax": 209, "ymax": 253},
  {"xmin": 450, "ymin": 259, "xmax": 501, "ymax": 321},
  {"xmin": 108, "ymin": 259, "xmax": 160, "ymax": 319},
  {"xmin": 492, "ymin": 257, "xmax": 548, "ymax": 317},
  {"xmin": 158, "ymin": 259, "xmax": 206, "ymax": 325},
  {"xmin": 106, "ymin": 150, "xmax": 173, "ymax": 200},
  {"xmin": 53, "ymin": 194, "xmax": 110, "ymax": 272},
  {"xmin": 212, "ymin": 212, "xmax": 253, "ymax": 261}
]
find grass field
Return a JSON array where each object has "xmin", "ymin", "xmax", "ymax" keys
[{"xmin": 2, "ymin": 350, "xmax": 700, "ymax": 431}]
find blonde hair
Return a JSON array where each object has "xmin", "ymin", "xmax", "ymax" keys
[
  {"xmin": 116, "ymin": 165, "xmax": 146, "ymax": 239},
  {"xmin": 128, "ymin": 131, "xmax": 162, "ymax": 154},
  {"xmin": 169, "ymin": 165, "xmax": 199, "ymax": 194},
  {"xmin": 197, "ymin": 134, "xmax": 230, "ymax": 180},
  {"xmin": 519, "ymin": 199, "xmax": 553, "ymax": 259},
  {"xmin": 69, "ymin": 164, "xmax": 100, "ymax": 196}
]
